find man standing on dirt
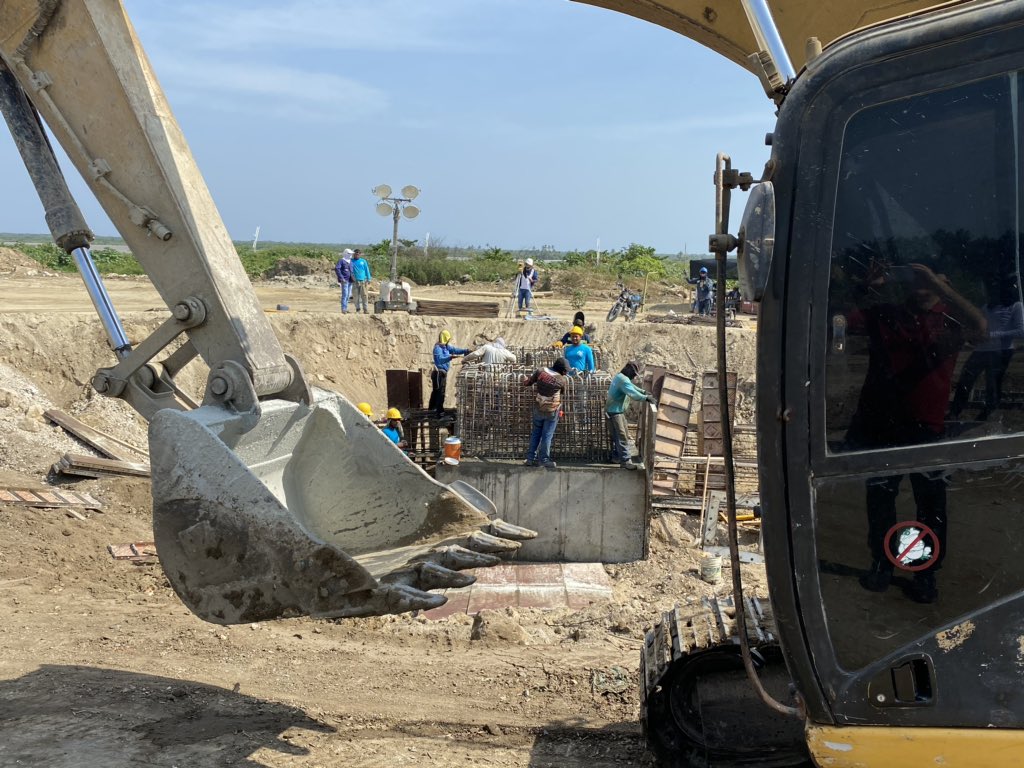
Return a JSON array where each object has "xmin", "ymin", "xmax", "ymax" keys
[
  {"xmin": 688, "ymin": 267, "xmax": 714, "ymax": 316},
  {"xmin": 514, "ymin": 258, "xmax": 539, "ymax": 315},
  {"xmin": 351, "ymin": 249, "xmax": 372, "ymax": 313},
  {"xmin": 429, "ymin": 330, "xmax": 469, "ymax": 416},
  {"xmin": 606, "ymin": 361, "xmax": 655, "ymax": 470},
  {"xmin": 335, "ymin": 249, "xmax": 355, "ymax": 313}
]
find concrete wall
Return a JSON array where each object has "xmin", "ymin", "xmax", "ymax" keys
[{"xmin": 437, "ymin": 459, "xmax": 647, "ymax": 563}]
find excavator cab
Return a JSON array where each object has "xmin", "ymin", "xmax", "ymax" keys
[
  {"xmin": 634, "ymin": 1, "xmax": 1024, "ymax": 765},
  {"xmin": 758, "ymin": 1, "xmax": 1024, "ymax": 763},
  {"xmin": 0, "ymin": 0, "xmax": 534, "ymax": 626}
]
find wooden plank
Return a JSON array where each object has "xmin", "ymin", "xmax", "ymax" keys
[
  {"xmin": 0, "ymin": 487, "xmax": 103, "ymax": 510},
  {"xmin": 44, "ymin": 409, "xmax": 148, "ymax": 461},
  {"xmin": 414, "ymin": 299, "xmax": 500, "ymax": 318},
  {"xmin": 107, "ymin": 541, "xmax": 158, "ymax": 563},
  {"xmin": 56, "ymin": 453, "xmax": 150, "ymax": 478}
]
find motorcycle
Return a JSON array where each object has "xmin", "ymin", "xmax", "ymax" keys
[{"xmin": 606, "ymin": 282, "xmax": 644, "ymax": 322}]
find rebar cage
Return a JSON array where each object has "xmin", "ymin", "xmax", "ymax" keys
[{"xmin": 455, "ymin": 358, "xmax": 614, "ymax": 461}]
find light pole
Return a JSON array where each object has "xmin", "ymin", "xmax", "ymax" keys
[{"xmin": 372, "ymin": 184, "xmax": 421, "ymax": 283}]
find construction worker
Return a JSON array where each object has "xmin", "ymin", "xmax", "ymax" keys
[
  {"xmin": 382, "ymin": 407, "xmax": 408, "ymax": 449},
  {"xmin": 606, "ymin": 361, "xmax": 655, "ymax": 470},
  {"xmin": 429, "ymin": 330, "xmax": 469, "ymax": 416},
  {"xmin": 559, "ymin": 312, "xmax": 591, "ymax": 345},
  {"xmin": 463, "ymin": 337, "xmax": 517, "ymax": 366},
  {"xmin": 563, "ymin": 326, "xmax": 595, "ymax": 374},
  {"xmin": 356, "ymin": 402, "xmax": 374, "ymax": 419},
  {"xmin": 521, "ymin": 357, "xmax": 570, "ymax": 469},
  {"xmin": 514, "ymin": 258, "xmax": 539, "ymax": 315}
]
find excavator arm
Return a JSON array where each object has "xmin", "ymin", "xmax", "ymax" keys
[{"xmin": 0, "ymin": 0, "xmax": 535, "ymax": 625}]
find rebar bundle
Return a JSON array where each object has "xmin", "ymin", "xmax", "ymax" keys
[
  {"xmin": 508, "ymin": 345, "xmax": 604, "ymax": 372},
  {"xmin": 456, "ymin": 360, "xmax": 613, "ymax": 461}
]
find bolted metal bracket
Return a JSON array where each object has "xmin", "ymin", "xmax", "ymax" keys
[
  {"xmin": 92, "ymin": 295, "xmax": 208, "ymax": 420},
  {"xmin": 204, "ymin": 359, "xmax": 260, "ymax": 416}
]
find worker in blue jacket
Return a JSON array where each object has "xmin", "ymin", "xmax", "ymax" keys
[
  {"xmin": 606, "ymin": 361, "xmax": 655, "ymax": 469},
  {"xmin": 429, "ymin": 330, "xmax": 469, "ymax": 415},
  {"xmin": 563, "ymin": 326, "xmax": 595, "ymax": 374},
  {"xmin": 351, "ymin": 249, "xmax": 372, "ymax": 313}
]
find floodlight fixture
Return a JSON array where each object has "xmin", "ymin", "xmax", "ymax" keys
[{"xmin": 372, "ymin": 183, "xmax": 423, "ymax": 283}]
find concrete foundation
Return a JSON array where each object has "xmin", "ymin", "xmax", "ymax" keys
[{"xmin": 437, "ymin": 458, "xmax": 648, "ymax": 562}]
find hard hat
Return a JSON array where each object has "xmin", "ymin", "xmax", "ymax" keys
[
  {"xmin": 439, "ymin": 330, "xmax": 452, "ymax": 345},
  {"xmin": 570, "ymin": 325, "xmax": 584, "ymax": 337},
  {"xmin": 386, "ymin": 407, "xmax": 403, "ymax": 420},
  {"xmin": 552, "ymin": 340, "xmax": 564, "ymax": 349},
  {"xmin": 357, "ymin": 402, "xmax": 374, "ymax": 417},
  {"xmin": 699, "ymin": 266, "xmax": 708, "ymax": 274},
  {"xmin": 525, "ymin": 258, "xmax": 534, "ymax": 266}
]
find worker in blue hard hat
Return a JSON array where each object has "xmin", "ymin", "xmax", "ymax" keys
[{"xmin": 688, "ymin": 266, "xmax": 714, "ymax": 316}]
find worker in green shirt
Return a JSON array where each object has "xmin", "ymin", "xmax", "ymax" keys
[{"xmin": 606, "ymin": 361, "xmax": 655, "ymax": 470}]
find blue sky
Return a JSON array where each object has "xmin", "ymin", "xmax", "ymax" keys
[{"xmin": 1, "ymin": 0, "xmax": 777, "ymax": 254}]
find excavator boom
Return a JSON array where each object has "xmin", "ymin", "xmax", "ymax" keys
[{"xmin": 0, "ymin": 0, "xmax": 535, "ymax": 625}]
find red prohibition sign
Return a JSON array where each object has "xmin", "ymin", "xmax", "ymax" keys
[{"xmin": 883, "ymin": 521, "xmax": 940, "ymax": 572}]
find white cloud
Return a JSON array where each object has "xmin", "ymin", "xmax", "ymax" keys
[
  {"xmin": 153, "ymin": 56, "xmax": 389, "ymax": 122},
  {"xmin": 125, "ymin": 0, "xmax": 509, "ymax": 54}
]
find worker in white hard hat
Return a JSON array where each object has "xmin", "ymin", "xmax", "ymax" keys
[{"xmin": 514, "ymin": 257, "xmax": 539, "ymax": 316}]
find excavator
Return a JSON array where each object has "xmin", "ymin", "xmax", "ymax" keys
[
  {"xmin": 3, "ymin": 1, "xmax": 1024, "ymax": 767},
  {"xmin": 0, "ymin": 1, "xmax": 539, "ymax": 625}
]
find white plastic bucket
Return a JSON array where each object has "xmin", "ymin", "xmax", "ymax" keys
[{"xmin": 700, "ymin": 554, "xmax": 723, "ymax": 585}]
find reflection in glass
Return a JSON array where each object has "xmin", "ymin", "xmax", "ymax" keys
[
  {"xmin": 826, "ymin": 72, "xmax": 1024, "ymax": 450},
  {"xmin": 816, "ymin": 462, "xmax": 1024, "ymax": 670}
]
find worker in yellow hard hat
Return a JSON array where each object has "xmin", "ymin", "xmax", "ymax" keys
[
  {"xmin": 356, "ymin": 402, "xmax": 374, "ymax": 419},
  {"xmin": 430, "ymin": 330, "xmax": 468, "ymax": 417},
  {"xmin": 559, "ymin": 311, "xmax": 591, "ymax": 345},
  {"xmin": 382, "ymin": 407, "xmax": 408, "ymax": 449},
  {"xmin": 563, "ymin": 324, "xmax": 595, "ymax": 374}
]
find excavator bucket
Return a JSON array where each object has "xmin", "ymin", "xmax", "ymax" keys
[{"xmin": 149, "ymin": 391, "xmax": 536, "ymax": 625}]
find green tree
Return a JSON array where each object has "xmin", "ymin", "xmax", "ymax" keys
[{"xmin": 614, "ymin": 242, "xmax": 667, "ymax": 278}]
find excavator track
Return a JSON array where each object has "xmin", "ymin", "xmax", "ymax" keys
[{"xmin": 641, "ymin": 596, "xmax": 811, "ymax": 768}]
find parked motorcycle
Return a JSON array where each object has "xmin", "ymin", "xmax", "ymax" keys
[{"xmin": 606, "ymin": 282, "xmax": 643, "ymax": 322}]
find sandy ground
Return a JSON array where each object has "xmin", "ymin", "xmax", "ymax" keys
[{"xmin": 0, "ymin": 248, "xmax": 763, "ymax": 767}]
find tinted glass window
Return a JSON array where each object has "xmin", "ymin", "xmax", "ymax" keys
[
  {"xmin": 826, "ymin": 73, "xmax": 1023, "ymax": 452},
  {"xmin": 816, "ymin": 460, "xmax": 1024, "ymax": 670}
]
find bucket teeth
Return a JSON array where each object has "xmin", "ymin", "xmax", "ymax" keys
[
  {"xmin": 379, "ymin": 562, "xmax": 476, "ymax": 591},
  {"xmin": 425, "ymin": 544, "xmax": 501, "ymax": 570},
  {"xmin": 490, "ymin": 518, "xmax": 538, "ymax": 541},
  {"xmin": 416, "ymin": 562, "xmax": 477, "ymax": 590},
  {"xmin": 466, "ymin": 530, "xmax": 522, "ymax": 554}
]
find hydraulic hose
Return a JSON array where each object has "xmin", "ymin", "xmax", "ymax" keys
[{"xmin": 713, "ymin": 153, "xmax": 800, "ymax": 719}]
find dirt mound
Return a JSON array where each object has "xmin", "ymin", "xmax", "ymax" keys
[
  {"xmin": 0, "ymin": 246, "xmax": 47, "ymax": 274},
  {"xmin": 263, "ymin": 256, "xmax": 330, "ymax": 278}
]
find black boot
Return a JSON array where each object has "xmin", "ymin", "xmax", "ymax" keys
[
  {"xmin": 859, "ymin": 561, "xmax": 893, "ymax": 592},
  {"xmin": 905, "ymin": 571, "xmax": 938, "ymax": 604}
]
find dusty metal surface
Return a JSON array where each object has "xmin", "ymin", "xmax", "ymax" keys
[
  {"xmin": 149, "ymin": 390, "xmax": 535, "ymax": 624},
  {"xmin": 571, "ymin": 0, "xmax": 952, "ymax": 73}
]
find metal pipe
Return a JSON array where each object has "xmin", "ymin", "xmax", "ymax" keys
[
  {"xmin": 71, "ymin": 246, "xmax": 132, "ymax": 357},
  {"xmin": 740, "ymin": 0, "xmax": 797, "ymax": 82}
]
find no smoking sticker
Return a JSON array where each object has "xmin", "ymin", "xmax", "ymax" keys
[{"xmin": 884, "ymin": 521, "xmax": 940, "ymax": 572}]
